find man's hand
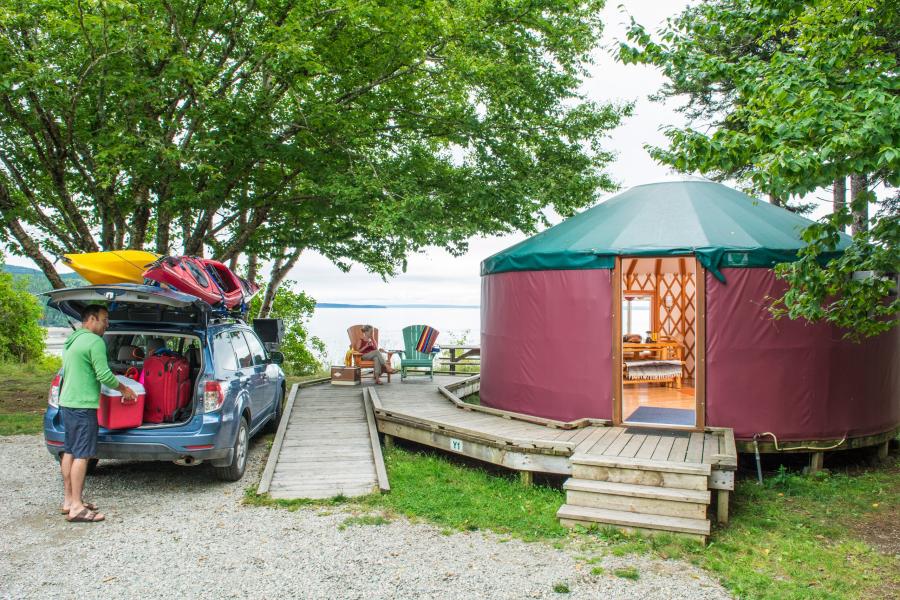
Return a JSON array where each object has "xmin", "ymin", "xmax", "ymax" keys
[{"xmin": 119, "ymin": 384, "xmax": 138, "ymax": 402}]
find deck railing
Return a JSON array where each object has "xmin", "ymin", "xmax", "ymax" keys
[{"xmin": 433, "ymin": 345, "xmax": 480, "ymax": 375}]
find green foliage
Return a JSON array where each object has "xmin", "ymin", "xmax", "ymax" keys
[
  {"xmin": 1, "ymin": 265, "xmax": 85, "ymax": 325},
  {"xmin": 772, "ymin": 194, "xmax": 899, "ymax": 337},
  {"xmin": 249, "ymin": 281, "xmax": 325, "ymax": 376},
  {"xmin": 0, "ymin": 0, "xmax": 628, "ymax": 286},
  {"xmin": 618, "ymin": 0, "xmax": 899, "ymax": 200},
  {"xmin": 552, "ymin": 582, "xmax": 570, "ymax": 593},
  {"xmin": 0, "ymin": 258, "xmax": 45, "ymax": 361},
  {"xmin": 618, "ymin": 0, "xmax": 899, "ymax": 336}
]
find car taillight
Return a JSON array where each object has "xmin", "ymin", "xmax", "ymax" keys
[
  {"xmin": 48, "ymin": 374, "xmax": 62, "ymax": 407},
  {"xmin": 203, "ymin": 380, "xmax": 225, "ymax": 413}
]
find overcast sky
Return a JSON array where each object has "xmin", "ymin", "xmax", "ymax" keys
[{"xmin": 7, "ymin": 1, "xmax": 841, "ymax": 304}]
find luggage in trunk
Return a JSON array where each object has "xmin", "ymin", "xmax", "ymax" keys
[{"xmin": 143, "ymin": 354, "xmax": 191, "ymax": 423}]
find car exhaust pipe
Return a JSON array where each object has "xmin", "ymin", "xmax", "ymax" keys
[{"xmin": 174, "ymin": 456, "xmax": 203, "ymax": 466}]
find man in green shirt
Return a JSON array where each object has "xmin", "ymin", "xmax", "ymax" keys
[{"xmin": 59, "ymin": 304, "xmax": 136, "ymax": 523}]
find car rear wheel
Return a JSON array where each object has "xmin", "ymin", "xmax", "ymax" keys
[
  {"xmin": 213, "ymin": 417, "xmax": 248, "ymax": 482},
  {"xmin": 86, "ymin": 458, "xmax": 99, "ymax": 475}
]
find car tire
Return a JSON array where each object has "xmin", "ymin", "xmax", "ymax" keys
[
  {"xmin": 213, "ymin": 416, "xmax": 249, "ymax": 482},
  {"xmin": 264, "ymin": 386, "xmax": 286, "ymax": 434}
]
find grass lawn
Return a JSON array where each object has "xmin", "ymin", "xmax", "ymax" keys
[
  {"xmin": 0, "ymin": 358, "xmax": 59, "ymax": 435},
  {"xmin": 285, "ymin": 371, "xmax": 331, "ymax": 390},
  {"xmin": 247, "ymin": 443, "xmax": 900, "ymax": 600}
]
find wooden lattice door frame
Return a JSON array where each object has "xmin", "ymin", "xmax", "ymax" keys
[{"xmin": 611, "ymin": 256, "xmax": 706, "ymax": 431}]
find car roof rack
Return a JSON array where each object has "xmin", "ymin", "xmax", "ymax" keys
[{"xmin": 207, "ymin": 314, "xmax": 248, "ymax": 326}]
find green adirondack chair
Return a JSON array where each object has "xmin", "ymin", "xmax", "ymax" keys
[{"xmin": 396, "ymin": 325, "xmax": 440, "ymax": 381}]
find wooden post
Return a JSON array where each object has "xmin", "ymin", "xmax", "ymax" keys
[
  {"xmin": 383, "ymin": 434, "xmax": 394, "ymax": 450},
  {"xmin": 449, "ymin": 348, "xmax": 457, "ymax": 375},
  {"xmin": 612, "ymin": 259, "xmax": 623, "ymax": 426},
  {"xmin": 809, "ymin": 451, "xmax": 824, "ymax": 474},
  {"xmin": 695, "ymin": 260, "xmax": 706, "ymax": 431},
  {"xmin": 520, "ymin": 470, "xmax": 533, "ymax": 487},
  {"xmin": 876, "ymin": 441, "xmax": 889, "ymax": 462},
  {"xmin": 716, "ymin": 490, "xmax": 730, "ymax": 524}
]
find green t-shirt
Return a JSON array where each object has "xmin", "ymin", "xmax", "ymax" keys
[{"xmin": 59, "ymin": 329, "xmax": 120, "ymax": 409}]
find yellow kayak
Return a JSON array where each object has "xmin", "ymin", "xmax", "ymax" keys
[{"xmin": 62, "ymin": 250, "xmax": 161, "ymax": 285}]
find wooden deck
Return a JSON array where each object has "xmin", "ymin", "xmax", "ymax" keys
[
  {"xmin": 371, "ymin": 375, "xmax": 735, "ymax": 475},
  {"xmin": 258, "ymin": 382, "xmax": 389, "ymax": 500},
  {"xmin": 260, "ymin": 375, "xmax": 737, "ymax": 540}
]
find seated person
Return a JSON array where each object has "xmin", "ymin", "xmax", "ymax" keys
[{"xmin": 357, "ymin": 324, "xmax": 396, "ymax": 384}]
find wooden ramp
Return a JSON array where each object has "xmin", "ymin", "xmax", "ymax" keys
[
  {"xmin": 258, "ymin": 383, "xmax": 389, "ymax": 500},
  {"xmin": 371, "ymin": 375, "xmax": 737, "ymax": 542}
]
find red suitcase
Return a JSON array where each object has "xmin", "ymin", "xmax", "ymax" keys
[{"xmin": 143, "ymin": 354, "xmax": 192, "ymax": 423}]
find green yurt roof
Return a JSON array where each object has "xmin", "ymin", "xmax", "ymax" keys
[{"xmin": 481, "ymin": 180, "xmax": 850, "ymax": 280}]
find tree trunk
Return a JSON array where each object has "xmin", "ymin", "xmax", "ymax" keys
[
  {"xmin": 850, "ymin": 174, "xmax": 868, "ymax": 235},
  {"xmin": 156, "ymin": 208, "xmax": 171, "ymax": 255},
  {"xmin": 247, "ymin": 253, "xmax": 259, "ymax": 282},
  {"xmin": 258, "ymin": 249, "xmax": 301, "ymax": 318},
  {"xmin": 129, "ymin": 186, "xmax": 151, "ymax": 249},
  {"xmin": 0, "ymin": 182, "xmax": 66, "ymax": 288},
  {"xmin": 833, "ymin": 177, "xmax": 846, "ymax": 212}
]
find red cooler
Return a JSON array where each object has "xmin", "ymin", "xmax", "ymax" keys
[{"xmin": 99, "ymin": 375, "xmax": 146, "ymax": 429}]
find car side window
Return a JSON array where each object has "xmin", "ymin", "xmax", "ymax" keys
[
  {"xmin": 242, "ymin": 331, "xmax": 268, "ymax": 366},
  {"xmin": 229, "ymin": 330, "xmax": 253, "ymax": 369},
  {"xmin": 213, "ymin": 332, "xmax": 238, "ymax": 371}
]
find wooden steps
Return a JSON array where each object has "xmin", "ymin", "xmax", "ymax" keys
[
  {"xmin": 557, "ymin": 454, "xmax": 713, "ymax": 542},
  {"xmin": 557, "ymin": 505, "xmax": 710, "ymax": 542}
]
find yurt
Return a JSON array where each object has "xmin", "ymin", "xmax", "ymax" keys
[{"xmin": 479, "ymin": 181, "xmax": 899, "ymax": 447}]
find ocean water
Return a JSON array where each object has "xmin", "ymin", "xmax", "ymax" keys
[
  {"xmin": 308, "ymin": 306, "xmax": 481, "ymax": 365},
  {"xmin": 308, "ymin": 304, "xmax": 650, "ymax": 365}
]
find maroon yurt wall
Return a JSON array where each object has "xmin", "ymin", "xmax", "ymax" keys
[
  {"xmin": 480, "ymin": 269, "xmax": 613, "ymax": 421},
  {"xmin": 705, "ymin": 268, "xmax": 900, "ymax": 441}
]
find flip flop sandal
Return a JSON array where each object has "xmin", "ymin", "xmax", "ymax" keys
[
  {"xmin": 66, "ymin": 508, "xmax": 105, "ymax": 523},
  {"xmin": 60, "ymin": 501, "xmax": 98, "ymax": 514}
]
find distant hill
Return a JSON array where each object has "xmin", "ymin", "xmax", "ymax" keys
[{"xmin": 2, "ymin": 265, "xmax": 85, "ymax": 326}]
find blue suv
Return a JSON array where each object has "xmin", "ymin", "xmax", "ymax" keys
[{"xmin": 42, "ymin": 284, "xmax": 286, "ymax": 481}]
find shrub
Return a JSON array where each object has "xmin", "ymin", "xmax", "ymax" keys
[{"xmin": 0, "ymin": 260, "xmax": 45, "ymax": 362}]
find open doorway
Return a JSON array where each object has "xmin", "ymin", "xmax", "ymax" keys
[{"xmin": 618, "ymin": 257, "xmax": 700, "ymax": 428}]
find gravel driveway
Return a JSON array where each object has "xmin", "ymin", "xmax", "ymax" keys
[{"xmin": 0, "ymin": 434, "xmax": 731, "ymax": 599}]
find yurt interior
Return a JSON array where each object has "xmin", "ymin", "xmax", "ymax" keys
[{"xmin": 619, "ymin": 257, "xmax": 699, "ymax": 429}]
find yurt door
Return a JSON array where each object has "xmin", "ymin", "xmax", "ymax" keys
[{"xmin": 613, "ymin": 257, "xmax": 705, "ymax": 430}]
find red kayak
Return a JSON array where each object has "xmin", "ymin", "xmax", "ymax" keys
[{"xmin": 143, "ymin": 256, "xmax": 260, "ymax": 309}]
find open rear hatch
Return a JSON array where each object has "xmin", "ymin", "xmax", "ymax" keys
[{"xmin": 42, "ymin": 284, "xmax": 211, "ymax": 326}]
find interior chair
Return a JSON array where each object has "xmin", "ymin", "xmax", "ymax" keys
[
  {"xmin": 347, "ymin": 325, "xmax": 393, "ymax": 383},
  {"xmin": 146, "ymin": 337, "xmax": 167, "ymax": 356}
]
